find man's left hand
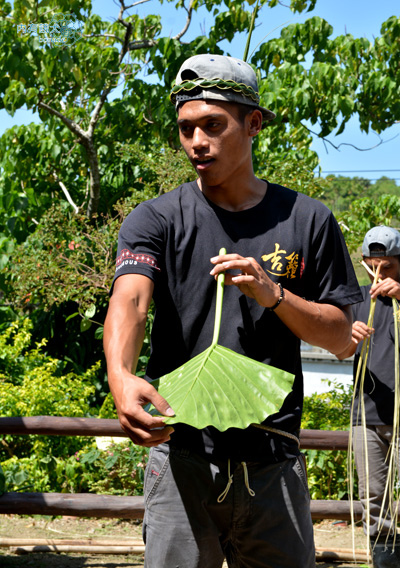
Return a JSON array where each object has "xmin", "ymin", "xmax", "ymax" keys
[
  {"xmin": 210, "ymin": 253, "xmax": 281, "ymax": 309},
  {"xmin": 370, "ymin": 278, "xmax": 400, "ymax": 300}
]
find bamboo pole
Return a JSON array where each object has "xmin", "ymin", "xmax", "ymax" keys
[
  {"xmin": 9, "ymin": 544, "xmax": 145, "ymax": 555},
  {"xmin": 0, "ymin": 538, "xmax": 144, "ymax": 547},
  {"xmin": 315, "ymin": 547, "xmax": 368, "ymax": 562},
  {"xmin": 3, "ymin": 541, "xmax": 369, "ymax": 562},
  {"xmin": 0, "ymin": 539, "xmax": 369, "ymax": 562}
]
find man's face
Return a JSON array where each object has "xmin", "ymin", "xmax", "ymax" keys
[
  {"xmin": 364, "ymin": 255, "xmax": 400, "ymax": 283},
  {"xmin": 177, "ymin": 99, "xmax": 258, "ymax": 189}
]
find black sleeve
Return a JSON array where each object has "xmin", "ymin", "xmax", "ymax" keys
[
  {"xmin": 111, "ymin": 201, "xmax": 164, "ymax": 293},
  {"xmin": 310, "ymin": 212, "xmax": 362, "ymax": 307}
]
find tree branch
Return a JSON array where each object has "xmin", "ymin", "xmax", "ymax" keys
[
  {"xmin": 85, "ymin": 140, "xmax": 102, "ymax": 218},
  {"xmin": 83, "ymin": 33, "xmax": 124, "ymax": 44},
  {"xmin": 129, "ymin": 39, "xmax": 157, "ymax": 50},
  {"xmin": 125, "ymin": 0, "xmax": 152, "ymax": 9},
  {"xmin": 173, "ymin": 0, "xmax": 195, "ymax": 41},
  {"xmin": 301, "ymin": 122, "xmax": 400, "ymax": 152},
  {"xmin": 87, "ymin": 5, "xmax": 133, "ymax": 138},
  {"xmin": 57, "ymin": 177, "xmax": 80, "ymax": 214},
  {"xmin": 37, "ymin": 100, "xmax": 88, "ymax": 143}
]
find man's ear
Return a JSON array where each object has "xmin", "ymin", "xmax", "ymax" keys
[{"xmin": 248, "ymin": 109, "xmax": 263, "ymax": 137}]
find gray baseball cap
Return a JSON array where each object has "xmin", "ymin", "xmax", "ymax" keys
[
  {"xmin": 170, "ymin": 54, "xmax": 276, "ymax": 125},
  {"xmin": 362, "ymin": 226, "xmax": 400, "ymax": 257}
]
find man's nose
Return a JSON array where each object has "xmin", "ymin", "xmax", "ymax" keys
[{"xmin": 192, "ymin": 127, "xmax": 208, "ymax": 149}]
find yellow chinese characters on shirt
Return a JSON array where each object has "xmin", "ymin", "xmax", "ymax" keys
[{"xmin": 261, "ymin": 243, "xmax": 298, "ymax": 279}]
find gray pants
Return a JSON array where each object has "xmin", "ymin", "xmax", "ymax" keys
[
  {"xmin": 143, "ymin": 444, "xmax": 315, "ymax": 568},
  {"xmin": 353, "ymin": 425, "xmax": 399, "ymax": 537}
]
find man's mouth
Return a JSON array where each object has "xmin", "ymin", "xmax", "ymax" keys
[{"xmin": 194, "ymin": 157, "xmax": 214, "ymax": 168}]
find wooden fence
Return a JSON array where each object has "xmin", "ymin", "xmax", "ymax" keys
[{"xmin": 0, "ymin": 417, "xmax": 363, "ymax": 521}]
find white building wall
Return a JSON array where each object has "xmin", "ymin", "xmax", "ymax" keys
[{"xmin": 301, "ymin": 345, "xmax": 353, "ymax": 397}]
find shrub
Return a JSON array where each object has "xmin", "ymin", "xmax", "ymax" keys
[
  {"xmin": 0, "ymin": 318, "xmax": 101, "ymax": 483},
  {"xmin": 301, "ymin": 379, "xmax": 355, "ymax": 500},
  {"xmin": 79, "ymin": 441, "xmax": 149, "ymax": 496}
]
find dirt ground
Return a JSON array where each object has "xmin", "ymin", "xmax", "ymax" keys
[{"xmin": 0, "ymin": 515, "xmax": 371, "ymax": 568}]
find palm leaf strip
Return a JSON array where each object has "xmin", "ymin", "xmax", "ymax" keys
[{"xmin": 348, "ymin": 262, "xmax": 380, "ymax": 561}]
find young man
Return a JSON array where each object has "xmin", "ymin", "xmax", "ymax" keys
[
  {"xmin": 337, "ymin": 226, "xmax": 400, "ymax": 568},
  {"xmin": 104, "ymin": 54, "xmax": 362, "ymax": 568}
]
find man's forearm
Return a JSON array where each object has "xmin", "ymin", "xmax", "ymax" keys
[
  {"xmin": 103, "ymin": 278, "xmax": 153, "ymax": 408},
  {"xmin": 274, "ymin": 288, "xmax": 352, "ymax": 355},
  {"xmin": 104, "ymin": 294, "xmax": 147, "ymax": 381},
  {"xmin": 336, "ymin": 341, "xmax": 357, "ymax": 360}
]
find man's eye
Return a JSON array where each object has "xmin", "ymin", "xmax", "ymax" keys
[{"xmin": 179, "ymin": 125, "xmax": 192, "ymax": 134}]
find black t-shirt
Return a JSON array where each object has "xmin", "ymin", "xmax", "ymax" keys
[
  {"xmin": 352, "ymin": 285, "xmax": 400, "ymax": 426},
  {"xmin": 113, "ymin": 180, "xmax": 362, "ymax": 462}
]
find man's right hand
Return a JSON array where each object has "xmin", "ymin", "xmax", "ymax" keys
[
  {"xmin": 351, "ymin": 320, "xmax": 374, "ymax": 346},
  {"xmin": 336, "ymin": 320, "xmax": 374, "ymax": 360},
  {"xmin": 111, "ymin": 372, "xmax": 175, "ymax": 447}
]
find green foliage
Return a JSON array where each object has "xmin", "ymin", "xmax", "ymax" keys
[
  {"xmin": 252, "ymin": 15, "xmax": 400, "ymax": 137},
  {"xmin": 7, "ymin": 204, "xmax": 119, "ymax": 313},
  {"xmin": 6, "ymin": 143, "xmax": 193, "ymax": 313},
  {"xmin": 257, "ymin": 150, "xmax": 324, "ymax": 199},
  {"xmin": 152, "ymin": 267, "xmax": 294, "ymax": 431},
  {"xmin": 98, "ymin": 392, "xmax": 118, "ymax": 419},
  {"xmin": 2, "ymin": 441, "xmax": 149, "ymax": 495},
  {"xmin": 0, "ymin": 319, "xmax": 101, "ymax": 464},
  {"xmin": 338, "ymin": 194, "xmax": 400, "ymax": 254},
  {"xmin": 0, "ymin": 318, "xmax": 148, "ymax": 496},
  {"xmin": 0, "ymin": 464, "xmax": 5, "ymax": 495},
  {"xmin": 79, "ymin": 441, "xmax": 149, "ymax": 496},
  {"xmin": 319, "ymin": 175, "xmax": 399, "ymax": 215},
  {"xmin": 0, "ymin": 0, "xmax": 399, "ymax": 251},
  {"xmin": 0, "ymin": 317, "xmax": 46, "ymax": 384},
  {"xmin": 301, "ymin": 380, "xmax": 354, "ymax": 500}
]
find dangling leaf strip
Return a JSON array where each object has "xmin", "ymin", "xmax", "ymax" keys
[
  {"xmin": 349, "ymin": 262, "xmax": 380, "ymax": 561},
  {"xmin": 377, "ymin": 296, "xmax": 400, "ymax": 549}
]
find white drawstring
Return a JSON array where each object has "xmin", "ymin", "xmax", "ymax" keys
[
  {"xmin": 217, "ymin": 459, "xmax": 255, "ymax": 502},
  {"xmin": 241, "ymin": 461, "xmax": 255, "ymax": 497},
  {"xmin": 217, "ymin": 459, "xmax": 234, "ymax": 502}
]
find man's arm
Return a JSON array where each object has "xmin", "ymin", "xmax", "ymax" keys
[
  {"xmin": 103, "ymin": 274, "xmax": 174, "ymax": 447},
  {"xmin": 336, "ymin": 277, "xmax": 400, "ymax": 359},
  {"xmin": 210, "ymin": 253, "xmax": 353, "ymax": 355}
]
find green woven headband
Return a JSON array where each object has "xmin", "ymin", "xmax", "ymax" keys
[{"xmin": 170, "ymin": 77, "xmax": 260, "ymax": 105}]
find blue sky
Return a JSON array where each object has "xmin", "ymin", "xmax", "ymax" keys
[{"xmin": 3, "ymin": 0, "xmax": 400, "ymax": 183}]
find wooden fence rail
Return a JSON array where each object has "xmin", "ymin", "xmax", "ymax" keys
[
  {"xmin": 0, "ymin": 416, "xmax": 356, "ymax": 520},
  {"xmin": 0, "ymin": 416, "xmax": 349, "ymax": 450},
  {"xmin": 0, "ymin": 492, "xmax": 365, "ymax": 521}
]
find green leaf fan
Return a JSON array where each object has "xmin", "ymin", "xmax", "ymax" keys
[{"xmin": 150, "ymin": 248, "xmax": 295, "ymax": 431}]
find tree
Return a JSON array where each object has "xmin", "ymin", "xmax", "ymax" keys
[
  {"xmin": 1, "ymin": 0, "xmax": 400, "ymax": 369},
  {"xmin": 317, "ymin": 176, "xmax": 372, "ymax": 213},
  {"xmin": 1, "ymin": 1, "xmax": 399, "ymax": 233}
]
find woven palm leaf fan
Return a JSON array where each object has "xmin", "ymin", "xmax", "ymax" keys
[{"xmin": 148, "ymin": 248, "xmax": 295, "ymax": 431}]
